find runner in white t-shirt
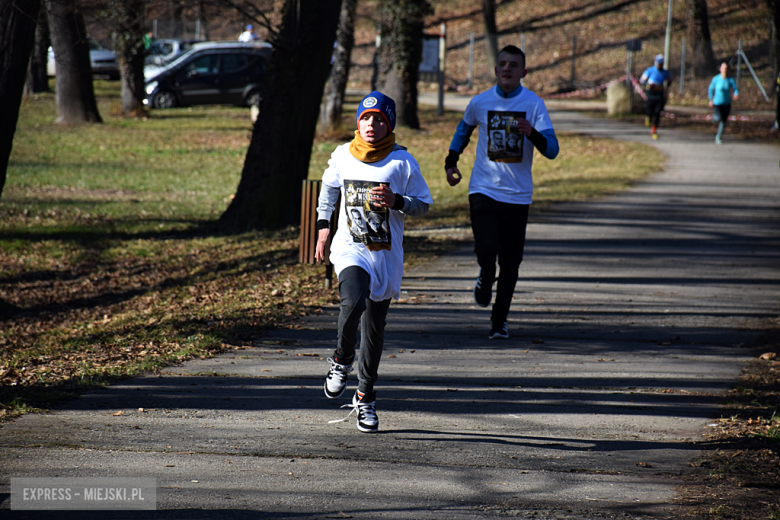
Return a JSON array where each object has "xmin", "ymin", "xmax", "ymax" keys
[
  {"xmin": 315, "ymin": 91, "xmax": 432, "ymax": 433},
  {"xmin": 445, "ymin": 45, "xmax": 559, "ymax": 340},
  {"xmin": 238, "ymin": 24, "xmax": 259, "ymax": 42}
]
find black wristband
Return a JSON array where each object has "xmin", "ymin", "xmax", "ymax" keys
[
  {"xmin": 316, "ymin": 219, "xmax": 330, "ymax": 231},
  {"xmin": 444, "ymin": 149, "xmax": 460, "ymax": 172},
  {"xmin": 391, "ymin": 193, "xmax": 405, "ymax": 211}
]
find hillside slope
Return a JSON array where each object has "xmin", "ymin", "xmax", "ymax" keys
[{"xmin": 349, "ymin": 0, "xmax": 772, "ymax": 109}]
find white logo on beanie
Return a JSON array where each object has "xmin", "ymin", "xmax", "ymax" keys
[{"xmin": 363, "ymin": 97, "xmax": 378, "ymax": 108}]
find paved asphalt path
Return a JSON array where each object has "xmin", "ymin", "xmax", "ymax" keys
[{"xmin": 1, "ymin": 97, "xmax": 778, "ymax": 519}]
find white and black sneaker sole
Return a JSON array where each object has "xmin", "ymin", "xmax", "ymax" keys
[
  {"xmin": 357, "ymin": 421, "xmax": 378, "ymax": 433},
  {"xmin": 324, "ymin": 381, "xmax": 346, "ymax": 399}
]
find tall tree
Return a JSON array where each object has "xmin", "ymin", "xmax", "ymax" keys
[
  {"xmin": 25, "ymin": 6, "xmax": 51, "ymax": 95},
  {"xmin": 0, "ymin": 0, "xmax": 42, "ymax": 197},
  {"xmin": 219, "ymin": 0, "xmax": 341, "ymax": 231},
  {"xmin": 374, "ymin": 0, "xmax": 433, "ymax": 130},
  {"xmin": 482, "ymin": 0, "xmax": 498, "ymax": 72},
  {"xmin": 108, "ymin": 0, "xmax": 146, "ymax": 114},
  {"xmin": 768, "ymin": 0, "xmax": 780, "ymax": 77},
  {"xmin": 318, "ymin": 0, "xmax": 358, "ymax": 134},
  {"xmin": 686, "ymin": 0, "xmax": 716, "ymax": 78},
  {"xmin": 46, "ymin": 0, "xmax": 102, "ymax": 123}
]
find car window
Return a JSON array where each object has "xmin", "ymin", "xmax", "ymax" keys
[
  {"xmin": 221, "ymin": 54, "xmax": 248, "ymax": 73},
  {"xmin": 184, "ymin": 55, "xmax": 218, "ymax": 77},
  {"xmin": 251, "ymin": 57, "xmax": 267, "ymax": 75},
  {"xmin": 88, "ymin": 40, "xmax": 106, "ymax": 51},
  {"xmin": 150, "ymin": 42, "xmax": 172, "ymax": 56}
]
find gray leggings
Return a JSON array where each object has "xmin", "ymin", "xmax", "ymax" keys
[{"xmin": 335, "ymin": 266, "xmax": 391, "ymax": 394}]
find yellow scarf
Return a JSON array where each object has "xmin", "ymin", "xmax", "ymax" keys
[{"xmin": 349, "ymin": 131, "xmax": 396, "ymax": 163}]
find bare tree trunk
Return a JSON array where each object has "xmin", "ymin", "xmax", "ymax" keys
[
  {"xmin": 374, "ymin": 0, "xmax": 432, "ymax": 130},
  {"xmin": 686, "ymin": 0, "xmax": 716, "ymax": 78},
  {"xmin": 318, "ymin": 0, "xmax": 357, "ymax": 134},
  {"xmin": 767, "ymin": 0, "xmax": 780, "ymax": 126},
  {"xmin": 112, "ymin": 0, "xmax": 146, "ymax": 114},
  {"xmin": 46, "ymin": 0, "xmax": 102, "ymax": 123},
  {"xmin": 482, "ymin": 0, "xmax": 498, "ymax": 72},
  {"xmin": 1, "ymin": 0, "xmax": 42, "ymax": 197},
  {"xmin": 25, "ymin": 6, "xmax": 51, "ymax": 95},
  {"xmin": 219, "ymin": 0, "xmax": 341, "ymax": 231},
  {"xmin": 768, "ymin": 0, "xmax": 780, "ymax": 78}
]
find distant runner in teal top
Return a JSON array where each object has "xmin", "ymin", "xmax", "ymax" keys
[{"xmin": 708, "ymin": 62, "xmax": 739, "ymax": 144}]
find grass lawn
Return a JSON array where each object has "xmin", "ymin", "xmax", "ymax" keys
[{"xmin": 1, "ymin": 81, "xmax": 664, "ymax": 418}]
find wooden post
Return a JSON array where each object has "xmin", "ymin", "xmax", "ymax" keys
[{"xmin": 299, "ymin": 180, "xmax": 337, "ymax": 288}]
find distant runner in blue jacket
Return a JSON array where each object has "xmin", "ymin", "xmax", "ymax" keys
[
  {"xmin": 708, "ymin": 62, "xmax": 739, "ymax": 145},
  {"xmin": 639, "ymin": 54, "xmax": 671, "ymax": 140}
]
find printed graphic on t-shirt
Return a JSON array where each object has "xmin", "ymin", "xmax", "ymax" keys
[
  {"xmin": 487, "ymin": 111, "xmax": 525, "ymax": 163},
  {"xmin": 344, "ymin": 180, "xmax": 391, "ymax": 252}
]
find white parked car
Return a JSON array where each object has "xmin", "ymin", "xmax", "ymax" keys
[
  {"xmin": 145, "ymin": 39, "xmax": 200, "ymax": 67},
  {"xmin": 48, "ymin": 38, "xmax": 120, "ymax": 80}
]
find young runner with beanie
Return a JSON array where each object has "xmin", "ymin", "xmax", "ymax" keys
[
  {"xmin": 315, "ymin": 91, "xmax": 432, "ymax": 433},
  {"xmin": 444, "ymin": 45, "xmax": 559, "ymax": 340}
]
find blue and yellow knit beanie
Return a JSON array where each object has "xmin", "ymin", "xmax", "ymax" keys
[{"xmin": 356, "ymin": 91, "xmax": 396, "ymax": 131}]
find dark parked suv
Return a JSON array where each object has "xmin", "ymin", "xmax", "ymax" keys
[{"xmin": 143, "ymin": 41, "xmax": 272, "ymax": 109}]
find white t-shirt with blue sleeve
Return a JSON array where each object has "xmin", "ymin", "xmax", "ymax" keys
[{"xmin": 462, "ymin": 86, "xmax": 554, "ymax": 205}]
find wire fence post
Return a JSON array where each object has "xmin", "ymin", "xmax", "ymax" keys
[
  {"xmin": 570, "ymin": 36, "xmax": 577, "ymax": 90},
  {"xmin": 437, "ymin": 23, "xmax": 446, "ymax": 116},
  {"xmin": 468, "ymin": 31, "xmax": 474, "ymax": 90},
  {"xmin": 679, "ymin": 37, "xmax": 685, "ymax": 94},
  {"xmin": 520, "ymin": 33, "xmax": 525, "ymax": 84},
  {"xmin": 664, "ymin": 0, "xmax": 673, "ymax": 67},
  {"xmin": 736, "ymin": 39, "xmax": 743, "ymax": 89}
]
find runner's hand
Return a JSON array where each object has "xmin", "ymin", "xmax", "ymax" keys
[
  {"xmin": 516, "ymin": 119, "xmax": 533, "ymax": 136},
  {"xmin": 446, "ymin": 167, "xmax": 462, "ymax": 186},
  {"xmin": 370, "ymin": 185, "xmax": 395, "ymax": 208},
  {"xmin": 315, "ymin": 228, "xmax": 329, "ymax": 263}
]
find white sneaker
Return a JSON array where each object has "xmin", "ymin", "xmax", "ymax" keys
[
  {"xmin": 324, "ymin": 357, "xmax": 352, "ymax": 399},
  {"xmin": 353, "ymin": 390, "xmax": 378, "ymax": 433},
  {"xmin": 328, "ymin": 390, "xmax": 379, "ymax": 433}
]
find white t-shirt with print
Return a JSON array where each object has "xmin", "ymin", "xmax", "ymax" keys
[
  {"xmin": 463, "ymin": 87, "xmax": 554, "ymax": 205},
  {"xmin": 322, "ymin": 143, "xmax": 432, "ymax": 302}
]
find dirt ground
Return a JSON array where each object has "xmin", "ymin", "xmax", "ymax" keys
[{"xmin": 670, "ymin": 327, "xmax": 780, "ymax": 520}]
